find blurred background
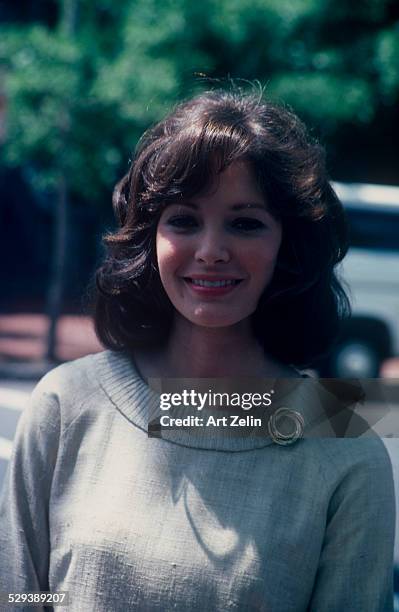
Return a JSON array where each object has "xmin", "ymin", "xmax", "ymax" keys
[{"xmin": 0, "ymin": 0, "xmax": 399, "ymax": 602}]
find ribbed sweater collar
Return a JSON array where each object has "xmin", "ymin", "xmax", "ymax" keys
[{"xmin": 94, "ymin": 350, "xmax": 278, "ymax": 452}]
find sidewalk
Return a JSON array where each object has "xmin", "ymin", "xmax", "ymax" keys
[
  {"xmin": 0, "ymin": 313, "xmax": 103, "ymax": 379},
  {"xmin": 1, "ymin": 312, "xmax": 399, "ymax": 380}
]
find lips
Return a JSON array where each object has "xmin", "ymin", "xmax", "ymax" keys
[
  {"xmin": 183, "ymin": 277, "xmax": 244, "ymax": 295},
  {"xmin": 188, "ymin": 278, "xmax": 241, "ymax": 288}
]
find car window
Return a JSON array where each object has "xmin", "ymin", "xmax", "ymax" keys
[{"xmin": 346, "ymin": 208, "xmax": 399, "ymax": 252}]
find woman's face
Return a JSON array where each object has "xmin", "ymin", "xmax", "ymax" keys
[{"xmin": 156, "ymin": 161, "xmax": 282, "ymax": 330}]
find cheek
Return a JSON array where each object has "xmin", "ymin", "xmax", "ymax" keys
[
  {"xmin": 156, "ymin": 233, "xmax": 189, "ymax": 279},
  {"xmin": 243, "ymin": 240, "xmax": 281, "ymax": 283}
]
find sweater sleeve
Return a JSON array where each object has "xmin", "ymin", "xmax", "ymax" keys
[
  {"xmin": 0, "ymin": 374, "xmax": 61, "ymax": 597},
  {"xmin": 308, "ymin": 440, "xmax": 395, "ymax": 612}
]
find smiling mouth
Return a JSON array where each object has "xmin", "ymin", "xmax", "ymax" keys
[{"xmin": 184, "ymin": 278, "xmax": 243, "ymax": 288}]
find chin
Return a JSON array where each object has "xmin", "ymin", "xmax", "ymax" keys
[
  {"xmin": 185, "ymin": 308, "xmax": 252, "ymax": 329},
  {"xmin": 193, "ymin": 319, "xmax": 237, "ymax": 329}
]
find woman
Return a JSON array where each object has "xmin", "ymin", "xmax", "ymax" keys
[{"xmin": 0, "ymin": 90, "xmax": 395, "ymax": 611}]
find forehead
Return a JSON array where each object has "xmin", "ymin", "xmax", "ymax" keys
[{"xmin": 190, "ymin": 160, "xmax": 266, "ymax": 207}]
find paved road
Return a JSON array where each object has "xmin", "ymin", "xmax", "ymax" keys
[{"xmin": 0, "ymin": 380, "xmax": 36, "ymax": 489}]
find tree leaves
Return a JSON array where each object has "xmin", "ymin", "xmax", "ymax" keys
[{"xmin": 0, "ymin": 0, "xmax": 398, "ymax": 210}]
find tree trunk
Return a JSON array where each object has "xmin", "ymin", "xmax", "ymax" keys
[
  {"xmin": 45, "ymin": 173, "xmax": 68, "ymax": 362},
  {"xmin": 44, "ymin": 0, "xmax": 77, "ymax": 362},
  {"xmin": 60, "ymin": 0, "xmax": 78, "ymax": 35}
]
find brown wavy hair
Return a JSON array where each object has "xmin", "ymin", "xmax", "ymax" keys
[{"xmin": 94, "ymin": 89, "xmax": 350, "ymax": 366}]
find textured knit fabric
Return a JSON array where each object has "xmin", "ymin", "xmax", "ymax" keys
[{"xmin": 0, "ymin": 350, "xmax": 395, "ymax": 611}]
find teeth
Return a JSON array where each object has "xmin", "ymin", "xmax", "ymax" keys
[{"xmin": 191, "ymin": 279, "xmax": 237, "ymax": 287}]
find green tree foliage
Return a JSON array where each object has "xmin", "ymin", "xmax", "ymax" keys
[
  {"xmin": 0, "ymin": 23, "xmax": 123, "ymax": 203},
  {"xmin": 1, "ymin": 0, "xmax": 398, "ymax": 210}
]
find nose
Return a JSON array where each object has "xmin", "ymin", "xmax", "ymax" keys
[{"xmin": 194, "ymin": 229, "xmax": 230, "ymax": 264}]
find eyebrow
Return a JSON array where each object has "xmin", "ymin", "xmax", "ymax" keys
[{"xmin": 171, "ymin": 201, "xmax": 268, "ymax": 212}]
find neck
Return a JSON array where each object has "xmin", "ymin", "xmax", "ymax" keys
[{"xmin": 147, "ymin": 316, "xmax": 292, "ymax": 378}]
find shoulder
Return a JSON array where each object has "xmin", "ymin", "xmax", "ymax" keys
[
  {"xmin": 24, "ymin": 350, "xmax": 130, "ymax": 435},
  {"xmin": 33, "ymin": 350, "xmax": 108, "ymax": 397},
  {"xmin": 286, "ymin": 377, "xmax": 393, "ymax": 479},
  {"xmin": 308, "ymin": 436, "xmax": 393, "ymax": 476},
  {"xmin": 29, "ymin": 352, "xmax": 99, "ymax": 414},
  {"xmin": 32, "ymin": 349, "xmax": 135, "ymax": 399},
  {"xmin": 304, "ymin": 437, "xmax": 395, "ymax": 510}
]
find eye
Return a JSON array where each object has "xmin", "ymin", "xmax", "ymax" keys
[
  {"xmin": 166, "ymin": 215, "xmax": 198, "ymax": 230},
  {"xmin": 231, "ymin": 217, "xmax": 266, "ymax": 232}
]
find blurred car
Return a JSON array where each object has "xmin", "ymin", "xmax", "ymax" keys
[{"xmin": 322, "ymin": 181, "xmax": 399, "ymax": 378}]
